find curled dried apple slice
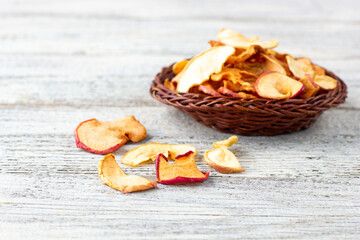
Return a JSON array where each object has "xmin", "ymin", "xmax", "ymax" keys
[
  {"xmin": 172, "ymin": 59, "xmax": 189, "ymax": 75},
  {"xmin": 213, "ymin": 135, "xmax": 238, "ymax": 148},
  {"xmin": 176, "ymin": 46, "xmax": 235, "ymax": 93},
  {"xmin": 98, "ymin": 154, "xmax": 157, "ymax": 193},
  {"xmin": 255, "ymin": 71, "xmax": 304, "ymax": 100},
  {"xmin": 314, "ymin": 75, "xmax": 337, "ymax": 90},
  {"xmin": 74, "ymin": 116, "xmax": 146, "ymax": 154},
  {"xmin": 262, "ymin": 53, "xmax": 286, "ymax": 75},
  {"xmin": 217, "ymin": 29, "xmax": 278, "ymax": 49},
  {"xmin": 198, "ymin": 83, "xmax": 221, "ymax": 96},
  {"xmin": 156, "ymin": 151, "xmax": 209, "ymax": 185},
  {"xmin": 204, "ymin": 136, "xmax": 244, "ymax": 174},
  {"xmin": 286, "ymin": 55, "xmax": 314, "ymax": 79},
  {"xmin": 121, "ymin": 143, "xmax": 197, "ymax": 167},
  {"xmin": 298, "ymin": 74, "xmax": 320, "ymax": 98}
]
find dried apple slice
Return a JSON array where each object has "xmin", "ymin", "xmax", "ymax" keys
[
  {"xmin": 198, "ymin": 83, "xmax": 221, "ymax": 96},
  {"xmin": 313, "ymin": 75, "xmax": 337, "ymax": 90},
  {"xmin": 98, "ymin": 154, "xmax": 157, "ymax": 193},
  {"xmin": 156, "ymin": 151, "xmax": 209, "ymax": 185},
  {"xmin": 262, "ymin": 53, "xmax": 286, "ymax": 75},
  {"xmin": 286, "ymin": 55, "xmax": 315, "ymax": 79},
  {"xmin": 255, "ymin": 71, "xmax": 304, "ymax": 100},
  {"xmin": 217, "ymin": 29, "xmax": 278, "ymax": 49},
  {"xmin": 75, "ymin": 116, "xmax": 146, "ymax": 154},
  {"xmin": 121, "ymin": 143, "xmax": 197, "ymax": 167},
  {"xmin": 176, "ymin": 46, "xmax": 235, "ymax": 93},
  {"xmin": 204, "ymin": 136, "xmax": 244, "ymax": 174},
  {"xmin": 298, "ymin": 74, "xmax": 320, "ymax": 98},
  {"xmin": 172, "ymin": 59, "xmax": 189, "ymax": 75}
]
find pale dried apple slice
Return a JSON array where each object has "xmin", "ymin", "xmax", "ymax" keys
[
  {"xmin": 314, "ymin": 75, "xmax": 337, "ymax": 90},
  {"xmin": 255, "ymin": 71, "xmax": 304, "ymax": 100},
  {"xmin": 262, "ymin": 53, "xmax": 286, "ymax": 75},
  {"xmin": 212, "ymin": 135, "xmax": 238, "ymax": 148},
  {"xmin": 204, "ymin": 136, "xmax": 244, "ymax": 174},
  {"xmin": 217, "ymin": 29, "xmax": 278, "ymax": 49},
  {"xmin": 176, "ymin": 46, "xmax": 235, "ymax": 93},
  {"xmin": 74, "ymin": 116, "xmax": 146, "ymax": 154},
  {"xmin": 98, "ymin": 154, "xmax": 157, "ymax": 193},
  {"xmin": 286, "ymin": 55, "xmax": 315, "ymax": 79},
  {"xmin": 121, "ymin": 143, "xmax": 197, "ymax": 167},
  {"xmin": 172, "ymin": 59, "xmax": 189, "ymax": 75},
  {"xmin": 156, "ymin": 151, "xmax": 209, "ymax": 185}
]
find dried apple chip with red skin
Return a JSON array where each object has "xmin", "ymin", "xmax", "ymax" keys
[
  {"xmin": 98, "ymin": 154, "xmax": 157, "ymax": 194},
  {"xmin": 255, "ymin": 71, "xmax": 304, "ymax": 100},
  {"xmin": 198, "ymin": 83, "xmax": 221, "ymax": 96},
  {"xmin": 286, "ymin": 55, "xmax": 315, "ymax": 79},
  {"xmin": 156, "ymin": 151, "xmax": 209, "ymax": 185},
  {"xmin": 204, "ymin": 136, "xmax": 244, "ymax": 174},
  {"xmin": 121, "ymin": 143, "xmax": 197, "ymax": 167},
  {"xmin": 74, "ymin": 116, "xmax": 146, "ymax": 155},
  {"xmin": 298, "ymin": 74, "xmax": 320, "ymax": 98},
  {"xmin": 314, "ymin": 75, "xmax": 337, "ymax": 90}
]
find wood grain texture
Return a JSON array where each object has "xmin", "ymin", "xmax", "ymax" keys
[{"xmin": 0, "ymin": 0, "xmax": 359, "ymax": 239}]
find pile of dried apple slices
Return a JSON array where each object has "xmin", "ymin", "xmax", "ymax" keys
[
  {"xmin": 165, "ymin": 28, "xmax": 338, "ymax": 100},
  {"xmin": 74, "ymin": 116, "xmax": 244, "ymax": 193}
]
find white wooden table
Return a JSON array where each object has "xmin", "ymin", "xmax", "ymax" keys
[{"xmin": 1, "ymin": 0, "xmax": 359, "ymax": 239}]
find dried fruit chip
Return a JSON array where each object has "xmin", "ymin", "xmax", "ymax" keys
[
  {"xmin": 314, "ymin": 75, "xmax": 337, "ymax": 90},
  {"xmin": 156, "ymin": 151, "xmax": 209, "ymax": 185},
  {"xmin": 313, "ymin": 64, "xmax": 326, "ymax": 76},
  {"xmin": 262, "ymin": 53, "xmax": 287, "ymax": 75},
  {"xmin": 286, "ymin": 55, "xmax": 315, "ymax": 79},
  {"xmin": 212, "ymin": 135, "xmax": 238, "ymax": 148},
  {"xmin": 98, "ymin": 154, "xmax": 157, "ymax": 193},
  {"xmin": 204, "ymin": 136, "xmax": 245, "ymax": 174},
  {"xmin": 121, "ymin": 143, "xmax": 197, "ymax": 167},
  {"xmin": 75, "ymin": 116, "xmax": 146, "ymax": 154},
  {"xmin": 255, "ymin": 71, "xmax": 304, "ymax": 99},
  {"xmin": 198, "ymin": 83, "xmax": 221, "ymax": 96},
  {"xmin": 172, "ymin": 59, "xmax": 189, "ymax": 75},
  {"xmin": 217, "ymin": 29, "xmax": 278, "ymax": 49},
  {"xmin": 226, "ymin": 45, "xmax": 263, "ymax": 64},
  {"xmin": 175, "ymin": 46, "xmax": 235, "ymax": 92},
  {"xmin": 164, "ymin": 78, "xmax": 176, "ymax": 91},
  {"xmin": 298, "ymin": 74, "xmax": 320, "ymax": 98}
]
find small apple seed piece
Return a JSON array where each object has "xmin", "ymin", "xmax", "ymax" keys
[
  {"xmin": 98, "ymin": 154, "xmax": 157, "ymax": 193},
  {"xmin": 156, "ymin": 151, "xmax": 209, "ymax": 185},
  {"xmin": 121, "ymin": 143, "xmax": 197, "ymax": 167},
  {"xmin": 217, "ymin": 29, "xmax": 278, "ymax": 49},
  {"xmin": 314, "ymin": 75, "xmax": 337, "ymax": 90},
  {"xmin": 255, "ymin": 71, "xmax": 304, "ymax": 100},
  {"xmin": 176, "ymin": 46, "xmax": 235, "ymax": 93},
  {"xmin": 74, "ymin": 116, "xmax": 146, "ymax": 155}
]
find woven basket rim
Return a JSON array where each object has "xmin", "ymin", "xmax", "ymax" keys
[{"xmin": 150, "ymin": 62, "xmax": 347, "ymax": 112}]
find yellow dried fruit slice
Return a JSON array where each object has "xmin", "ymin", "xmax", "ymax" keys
[
  {"xmin": 314, "ymin": 75, "xmax": 337, "ymax": 90},
  {"xmin": 286, "ymin": 55, "xmax": 315, "ymax": 79},
  {"xmin": 74, "ymin": 116, "xmax": 146, "ymax": 154},
  {"xmin": 204, "ymin": 136, "xmax": 244, "ymax": 174},
  {"xmin": 121, "ymin": 143, "xmax": 197, "ymax": 167},
  {"xmin": 175, "ymin": 46, "xmax": 235, "ymax": 92},
  {"xmin": 172, "ymin": 59, "xmax": 189, "ymax": 75},
  {"xmin": 298, "ymin": 74, "xmax": 320, "ymax": 98},
  {"xmin": 156, "ymin": 151, "xmax": 209, "ymax": 184},
  {"xmin": 98, "ymin": 154, "xmax": 157, "ymax": 193},
  {"xmin": 262, "ymin": 53, "xmax": 287, "ymax": 75},
  {"xmin": 217, "ymin": 29, "xmax": 278, "ymax": 49}
]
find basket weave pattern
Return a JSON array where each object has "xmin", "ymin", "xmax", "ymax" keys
[{"xmin": 150, "ymin": 64, "xmax": 347, "ymax": 136}]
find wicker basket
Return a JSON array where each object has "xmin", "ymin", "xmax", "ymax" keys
[{"xmin": 150, "ymin": 63, "xmax": 347, "ymax": 136}]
